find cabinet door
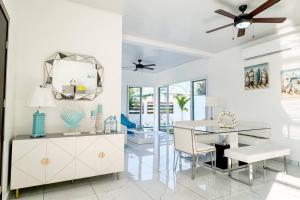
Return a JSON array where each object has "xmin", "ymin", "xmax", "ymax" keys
[
  {"xmin": 75, "ymin": 136, "xmax": 99, "ymax": 179},
  {"xmin": 97, "ymin": 134, "xmax": 124, "ymax": 174},
  {"xmin": 75, "ymin": 134, "xmax": 124, "ymax": 179},
  {"xmin": 11, "ymin": 139, "xmax": 46, "ymax": 189},
  {"xmin": 45, "ymin": 137, "xmax": 76, "ymax": 184}
]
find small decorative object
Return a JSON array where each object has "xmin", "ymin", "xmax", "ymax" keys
[
  {"xmin": 244, "ymin": 63, "xmax": 269, "ymax": 90},
  {"xmin": 281, "ymin": 67, "xmax": 300, "ymax": 97},
  {"xmin": 60, "ymin": 107, "xmax": 84, "ymax": 135},
  {"xmin": 76, "ymin": 85, "xmax": 87, "ymax": 94},
  {"xmin": 62, "ymin": 85, "xmax": 75, "ymax": 96},
  {"xmin": 29, "ymin": 86, "xmax": 56, "ymax": 138},
  {"xmin": 104, "ymin": 115, "xmax": 118, "ymax": 134},
  {"xmin": 205, "ymin": 96, "xmax": 220, "ymax": 120},
  {"xmin": 96, "ymin": 104, "xmax": 103, "ymax": 132},
  {"xmin": 89, "ymin": 110, "xmax": 97, "ymax": 134},
  {"xmin": 217, "ymin": 111, "xmax": 237, "ymax": 128}
]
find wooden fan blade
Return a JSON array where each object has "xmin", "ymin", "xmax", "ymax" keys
[
  {"xmin": 252, "ymin": 17, "xmax": 286, "ymax": 23},
  {"xmin": 206, "ymin": 23, "xmax": 234, "ymax": 33},
  {"xmin": 215, "ymin": 9, "xmax": 237, "ymax": 19},
  {"xmin": 132, "ymin": 62, "xmax": 138, "ymax": 65},
  {"xmin": 143, "ymin": 64, "xmax": 156, "ymax": 67},
  {"xmin": 143, "ymin": 67, "xmax": 154, "ymax": 70},
  {"xmin": 249, "ymin": 0, "xmax": 280, "ymax": 17},
  {"xmin": 237, "ymin": 28, "xmax": 245, "ymax": 37}
]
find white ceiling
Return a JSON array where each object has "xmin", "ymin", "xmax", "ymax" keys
[
  {"xmin": 122, "ymin": 43, "xmax": 200, "ymax": 73},
  {"xmin": 68, "ymin": 0, "xmax": 300, "ymax": 53}
]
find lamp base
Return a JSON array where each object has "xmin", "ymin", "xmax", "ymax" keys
[{"xmin": 32, "ymin": 110, "xmax": 46, "ymax": 138}]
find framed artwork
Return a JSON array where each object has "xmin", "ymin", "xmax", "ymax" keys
[
  {"xmin": 244, "ymin": 63, "xmax": 269, "ymax": 90},
  {"xmin": 281, "ymin": 67, "xmax": 300, "ymax": 97}
]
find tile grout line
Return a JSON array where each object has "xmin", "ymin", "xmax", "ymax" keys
[
  {"xmin": 125, "ymin": 175, "xmax": 155, "ymax": 200},
  {"xmin": 88, "ymin": 178, "xmax": 100, "ymax": 200}
]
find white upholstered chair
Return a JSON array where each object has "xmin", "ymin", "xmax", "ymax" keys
[{"xmin": 173, "ymin": 126, "xmax": 216, "ymax": 179}]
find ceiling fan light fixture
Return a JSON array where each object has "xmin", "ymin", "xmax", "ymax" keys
[{"xmin": 235, "ymin": 20, "xmax": 251, "ymax": 29}]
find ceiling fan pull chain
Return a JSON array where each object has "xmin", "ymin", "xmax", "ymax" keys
[
  {"xmin": 252, "ymin": 24, "xmax": 255, "ymax": 39},
  {"xmin": 232, "ymin": 26, "xmax": 235, "ymax": 40}
]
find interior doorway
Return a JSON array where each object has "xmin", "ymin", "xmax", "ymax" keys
[{"xmin": 0, "ymin": 2, "xmax": 9, "ymax": 197}]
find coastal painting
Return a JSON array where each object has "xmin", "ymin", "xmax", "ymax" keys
[
  {"xmin": 281, "ymin": 67, "xmax": 300, "ymax": 97},
  {"xmin": 244, "ymin": 63, "xmax": 269, "ymax": 90}
]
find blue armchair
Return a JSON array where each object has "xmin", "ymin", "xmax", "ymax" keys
[{"xmin": 121, "ymin": 114, "xmax": 136, "ymax": 135}]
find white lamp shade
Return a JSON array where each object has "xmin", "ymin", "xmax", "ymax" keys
[
  {"xmin": 29, "ymin": 87, "xmax": 56, "ymax": 108},
  {"xmin": 205, "ymin": 96, "xmax": 220, "ymax": 107}
]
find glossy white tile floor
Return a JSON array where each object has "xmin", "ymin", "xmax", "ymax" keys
[{"xmin": 10, "ymin": 133, "xmax": 300, "ymax": 200}]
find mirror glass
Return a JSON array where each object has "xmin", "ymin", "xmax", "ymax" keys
[{"xmin": 44, "ymin": 52, "xmax": 103, "ymax": 101}]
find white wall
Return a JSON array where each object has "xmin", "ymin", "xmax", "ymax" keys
[
  {"xmin": 155, "ymin": 32, "xmax": 300, "ymax": 162},
  {"xmin": 11, "ymin": 0, "xmax": 122, "ymax": 135}
]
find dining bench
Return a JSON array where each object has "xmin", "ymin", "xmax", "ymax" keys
[{"xmin": 224, "ymin": 144, "xmax": 291, "ymax": 185}]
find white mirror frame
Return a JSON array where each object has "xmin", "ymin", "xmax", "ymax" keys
[{"xmin": 44, "ymin": 52, "xmax": 104, "ymax": 101}]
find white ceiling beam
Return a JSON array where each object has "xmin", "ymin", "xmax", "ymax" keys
[{"xmin": 123, "ymin": 34, "xmax": 213, "ymax": 58}]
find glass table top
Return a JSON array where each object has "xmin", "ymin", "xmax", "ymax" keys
[{"xmin": 193, "ymin": 122, "xmax": 271, "ymax": 134}]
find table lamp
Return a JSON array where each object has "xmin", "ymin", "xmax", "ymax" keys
[
  {"xmin": 29, "ymin": 86, "xmax": 56, "ymax": 138},
  {"xmin": 205, "ymin": 96, "xmax": 220, "ymax": 120}
]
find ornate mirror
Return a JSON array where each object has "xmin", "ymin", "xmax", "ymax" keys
[{"xmin": 44, "ymin": 52, "xmax": 104, "ymax": 101}]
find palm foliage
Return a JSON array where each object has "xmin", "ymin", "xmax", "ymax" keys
[{"xmin": 175, "ymin": 95, "xmax": 190, "ymax": 112}]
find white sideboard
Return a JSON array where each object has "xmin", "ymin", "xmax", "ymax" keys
[{"xmin": 10, "ymin": 133, "xmax": 124, "ymax": 196}]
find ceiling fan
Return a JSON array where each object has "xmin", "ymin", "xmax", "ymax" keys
[
  {"xmin": 123, "ymin": 59, "xmax": 156, "ymax": 71},
  {"xmin": 206, "ymin": 0, "xmax": 286, "ymax": 38}
]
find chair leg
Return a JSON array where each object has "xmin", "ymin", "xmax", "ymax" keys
[
  {"xmin": 210, "ymin": 151, "xmax": 215, "ymax": 174},
  {"xmin": 228, "ymin": 158, "xmax": 232, "ymax": 177},
  {"xmin": 249, "ymin": 164, "xmax": 254, "ymax": 186},
  {"xmin": 284, "ymin": 156, "xmax": 288, "ymax": 174},
  {"xmin": 213, "ymin": 151, "xmax": 216, "ymax": 174},
  {"xmin": 173, "ymin": 150, "xmax": 179, "ymax": 171},
  {"xmin": 192, "ymin": 155, "xmax": 196, "ymax": 179}
]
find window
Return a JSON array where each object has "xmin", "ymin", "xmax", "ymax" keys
[{"xmin": 158, "ymin": 79, "xmax": 207, "ymax": 133}]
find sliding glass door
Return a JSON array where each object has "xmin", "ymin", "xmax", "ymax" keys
[
  {"xmin": 158, "ymin": 79, "xmax": 207, "ymax": 133},
  {"xmin": 128, "ymin": 87, "xmax": 154, "ymax": 130}
]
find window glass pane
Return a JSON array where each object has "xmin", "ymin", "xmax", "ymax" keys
[
  {"xmin": 141, "ymin": 87, "xmax": 154, "ymax": 130},
  {"xmin": 193, "ymin": 80, "xmax": 206, "ymax": 120},
  {"xmin": 128, "ymin": 87, "xmax": 141, "ymax": 125},
  {"xmin": 159, "ymin": 87, "xmax": 168, "ymax": 132},
  {"xmin": 169, "ymin": 81, "xmax": 191, "ymax": 133}
]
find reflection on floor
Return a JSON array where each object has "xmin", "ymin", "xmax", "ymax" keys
[{"xmin": 10, "ymin": 132, "xmax": 300, "ymax": 200}]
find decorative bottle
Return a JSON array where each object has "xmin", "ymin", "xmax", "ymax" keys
[
  {"xmin": 95, "ymin": 104, "xmax": 103, "ymax": 133},
  {"xmin": 89, "ymin": 110, "xmax": 97, "ymax": 134}
]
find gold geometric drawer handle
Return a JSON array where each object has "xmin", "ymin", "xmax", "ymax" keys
[
  {"xmin": 98, "ymin": 152, "xmax": 106, "ymax": 158},
  {"xmin": 41, "ymin": 158, "xmax": 47, "ymax": 165},
  {"xmin": 41, "ymin": 158, "xmax": 50, "ymax": 165}
]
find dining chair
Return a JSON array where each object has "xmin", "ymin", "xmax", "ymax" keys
[{"xmin": 173, "ymin": 127, "xmax": 216, "ymax": 179}]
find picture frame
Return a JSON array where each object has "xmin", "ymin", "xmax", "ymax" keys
[
  {"xmin": 244, "ymin": 63, "xmax": 269, "ymax": 90},
  {"xmin": 281, "ymin": 67, "xmax": 300, "ymax": 97}
]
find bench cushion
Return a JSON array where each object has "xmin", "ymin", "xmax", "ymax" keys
[{"xmin": 224, "ymin": 144, "xmax": 291, "ymax": 163}]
